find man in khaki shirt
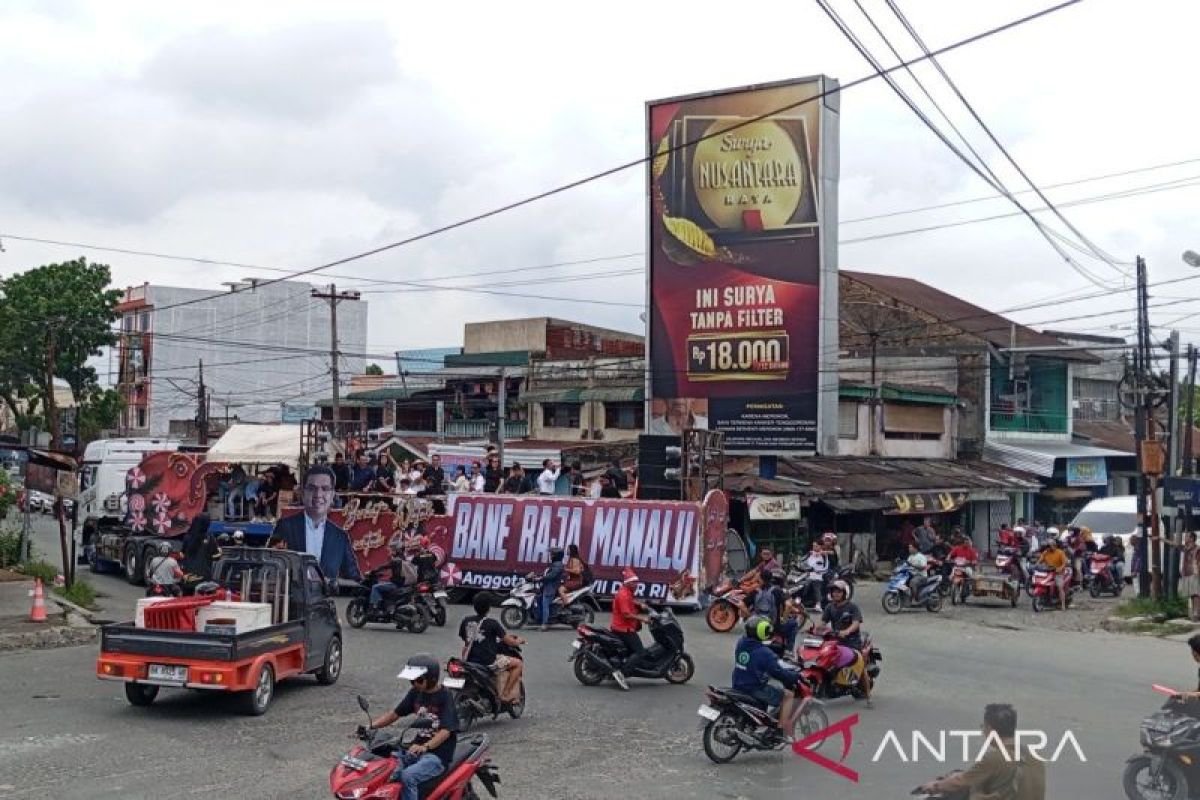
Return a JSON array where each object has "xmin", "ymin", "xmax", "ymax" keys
[{"xmin": 918, "ymin": 704, "xmax": 1046, "ymax": 800}]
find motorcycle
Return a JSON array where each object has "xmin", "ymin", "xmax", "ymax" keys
[
  {"xmin": 345, "ymin": 573, "xmax": 429, "ymax": 633},
  {"xmin": 330, "ymin": 694, "xmax": 501, "ymax": 800},
  {"xmin": 498, "ymin": 574, "xmax": 597, "ymax": 630},
  {"xmin": 414, "ymin": 581, "xmax": 449, "ymax": 627},
  {"xmin": 1088, "ymin": 553, "xmax": 1124, "ymax": 598},
  {"xmin": 570, "ymin": 608, "xmax": 695, "ymax": 687},
  {"xmin": 1123, "ymin": 686, "xmax": 1200, "ymax": 800},
  {"xmin": 947, "ymin": 558, "xmax": 974, "ymax": 606},
  {"xmin": 145, "ymin": 581, "xmax": 182, "ymax": 598},
  {"xmin": 786, "ymin": 562, "xmax": 857, "ymax": 606},
  {"xmin": 705, "ymin": 573, "xmax": 760, "ymax": 633},
  {"xmin": 697, "ymin": 683, "xmax": 829, "ymax": 764},
  {"xmin": 994, "ymin": 546, "xmax": 1027, "ymax": 589},
  {"xmin": 881, "ymin": 562, "xmax": 944, "ymax": 614},
  {"xmin": 444, "ymin": 653, "xmax": 525, "ymax": 732},
  {"xmin": 1029, "ymin": 565, "xmax": 1076, "ymax": 612},
  {"xmin": 792, "ymin": 628, "xmax": 882, "ymax": 701}
]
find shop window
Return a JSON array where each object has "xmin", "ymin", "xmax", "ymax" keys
[
  {"xmin": 543, "ymin": 403, "xmax": 581, "ymax": 429},
  {"xmin": 838, "ymin": 401, "xmax": 859, "ymax": 439},
  {"xmin": 604, "ymin": 402, "xmax": 644, "ymax": 430}
]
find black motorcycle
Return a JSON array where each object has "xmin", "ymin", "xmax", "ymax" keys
[
  {"xmin": 444, "ymin": 651, "xmax": 526, "ymax": 732},
  {"xmin": 345, "ymin": 572, "xmax": 429, "ymax": 633},
  {"xmin": 697, "ymin": 684, "xmax": 829, "ymax": 764},
  {"xmin": 787, "ymin": 562, "xmax": 856, "ymax": 606},
  {"xmin": 1123, "ymin": 692, "xmax": 1200, "ymax": 800},
  {"xmin": 569, "ymin": 608, "xmax": 694, "ymax": 686},
  {"xmin": 414, "ymin": 580, "xmax": 449, "ymax": 627}
]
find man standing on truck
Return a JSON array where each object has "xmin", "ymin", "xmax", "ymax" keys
[{"xmin": 273, "ymin": 466, "xmax": 361, "ymax": 584}]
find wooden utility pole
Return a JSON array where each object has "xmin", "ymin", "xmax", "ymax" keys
[{"xmin": 311, "ymin": 285, "xmax": 361, "ymax": 436}]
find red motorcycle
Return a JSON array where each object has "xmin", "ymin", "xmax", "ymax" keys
[
  {"xmin": 1030, "ymin": 565, "xmax": 1075, "ymax": 612},
  {"xmin": 705, "ymin": 574, "xmax": 761, "ymax": 633},
  {"xmin": 791, "ymin": 628, "xmax": 882, "ymax": 701},
  {"xmin": 948, "ymin": 558, "xmax": 975, "ymax": 606},
  {"xmin": 1087, "ymin": 553, "xmax": 1124, "ymax": 598},
  {"xmin": 330, "ymin": 695, "xmax": 500, "ymax": 800}
]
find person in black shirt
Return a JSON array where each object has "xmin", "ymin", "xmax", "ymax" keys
[
  {"xmin": 598, "ymin": 474, "xmax": 621, "ymax": 498},
  {"xmin": 411, "ymin": 536, "xmax": 440, "ymax": 584},
  {"xmin": 458, "ymin": 593, "xmax": 525, "ymax": 704},
  {"xmin": 821, "ymin": 581, "xmax": 873, "ymax": 707},
  {"xmin": 501, "ymin": 463, "xmax": 527, "ymax": 494},
  {"xmin": 605, "ymin": 460, "xmax": 628, "ymax": 493},
  {"xmin": 331, "ymin": 453, "xmax": 351, "ymax": 496},
  {"xmin": 364, "ymin": 653, "xmax": 458, "ymax": 800},
  {"xmin": 422, "ymin": 455, "xmax": 446, "ymax": 494},
  {"xmin": 482, "ymin": 454, "xmax": 504, "ymax": 493}
]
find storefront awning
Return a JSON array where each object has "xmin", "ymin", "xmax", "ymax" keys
[
  {"xmin": 982, "ymin": 440, "xmax": 1129, "ymax": 478},
  {"xmin": 885, "ymin": 490, "xmax": 969, "ymax": 515},
  {"xmin": 821, "ymin": 496, "xmax": 892, "ymax": 512}
]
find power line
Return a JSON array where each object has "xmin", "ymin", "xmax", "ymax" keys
[
  {"xmin": 883, "ymin": 0, "xmax": 1128, "ymax": 277},
  {"xmin": 816, "ymin": 0, "xmax": 1116, "ymax": 290},
  {"xmin": 842, "ymin": 154, "xmax": 1200, "ymax": 224},
  {"xmin": 73, "ymin": 0, "xmax": 1090, "ymax": 318}
]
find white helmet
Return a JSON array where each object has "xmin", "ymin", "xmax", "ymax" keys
[{"xmin": 1045, "ymin": 527, "xmax": 1061, "ymax": 538}]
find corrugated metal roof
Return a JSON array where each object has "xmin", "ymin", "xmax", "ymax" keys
[
  {"xmin": 982, "ymin": 439, "xmax": 1131, "ymax": 477},
  {"xmin": 522, "ymin": 386, "xmax": 644, "ymax": 403},
  {"xmin": 842, "ymin": 271, "xmax": 1099, "ymax": 361}
]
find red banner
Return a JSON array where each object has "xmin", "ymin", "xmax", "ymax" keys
[{"xmin": 300, "ymin": 492, "xmax": 729, "ymax": 605}]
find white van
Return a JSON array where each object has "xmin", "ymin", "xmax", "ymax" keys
[{"xmin": 1068, "ymin": 494, "xmax": 1179, "ymax": 569}]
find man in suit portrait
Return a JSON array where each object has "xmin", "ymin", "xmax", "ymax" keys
[{"xmin": 273, "ymin": 465, "xmax": 362, "ymax": 584}]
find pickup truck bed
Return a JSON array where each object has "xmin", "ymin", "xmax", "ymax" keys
[{"xmin": 100, "ymin": 620, "xmax": 304, "ymax": 662}]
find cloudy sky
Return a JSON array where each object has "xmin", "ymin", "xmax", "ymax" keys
[{"xmin": 1, "ymin": 0, "xmax": 1198, "ymax": 375}]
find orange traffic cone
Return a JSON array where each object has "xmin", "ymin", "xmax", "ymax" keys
[{"xmin": 29, "ymin": 578, "xmax": 47, "ymax": 623}]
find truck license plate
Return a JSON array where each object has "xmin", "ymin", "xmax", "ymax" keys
[
  {"xmin": 147, "ymin": 664, "xmax": 188, "ymax": 683},
  {"xmin": 697, "ymin": 704, "xmax": 721, "ymax": 721},
  {"xmin": 443, "ymin": 677, "xmax": 465, "ymax": 689}
]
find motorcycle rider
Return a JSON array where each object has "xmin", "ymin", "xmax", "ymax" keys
[
  {"xmin": 539, "ymin": 547, "xmax": 566, "ymax": 631},
  {"xmin": 904, "ymin": 541, "xmax": 930, "ymax": 598},
  {"xmin": 1036, "ymin": 537, "xmax": 1070, "ymax": 611},
  {"xmin": 411, "ymin": 536, "xmax": 440, "ymax": 585},
  {"xmin": 740, "ymin": 569, "xmax": 799, "ymax": 650},
  {"xmin": 458, "ymin": 593, "xmax": 526, "ymax": 705},
  {"xmin": 610, "ymin": 567, "xmax": 652, "ymax": 691},
  {"xmin": 732, "ymin": 615, "xmax": 802, "ymax": 739},
  {"xmin": 917, "ymin": 703, "xmax": 1045, "ymax": 799},
  {"xmin": 821, "ymin": 580, "xmax": 873, "ymax": 708},
  {"xmin": 362, "ymin": 653, "xmax": 460, "ymax": 800},
  {"xmin": 947, "ymin": 533, "xmax": 979, "ymax": 601},
  {"xmin": 370, "ymin": 541, "xmax": 416, "ymax": 613},
  {"xmin": 1099, "ymin": 534, "xmax": 1126, "ymax": 584},
  {"xmin": 147, "ymin": 542, "xmax": 183, "ymax": 595}
]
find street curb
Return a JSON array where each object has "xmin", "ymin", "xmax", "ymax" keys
[
  {"xmin": 48, "ymin": 593, "xmax": 99, "ymax": 623},
  {"xmin": 0, "ymin": 618, "xmax": 98, "ymax": 653},
  {"xmin": 1102, "ymin": 615, "xmax": 1200, "ymax": 637}
]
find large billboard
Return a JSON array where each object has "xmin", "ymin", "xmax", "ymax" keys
[{"xmin": 647, "ymin": 76, "xmax": 839, "ymax": 454}]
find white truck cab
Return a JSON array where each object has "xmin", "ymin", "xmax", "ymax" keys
[{"xmin": 79, "ymin": 438, "xmax": 181, "ymax": 524}]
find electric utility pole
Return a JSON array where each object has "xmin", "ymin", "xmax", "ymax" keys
[
  {"xmin": 197, "ymin": 359, "xmax": 209, "ymax": 446},
  {"xmin": 311, "ymin": 285, "xmax": 361, "ymax": 435}
]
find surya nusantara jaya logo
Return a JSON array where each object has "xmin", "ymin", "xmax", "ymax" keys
[{"xmin": 792, "ymin": 715, "xmax": 1088, "ymax": 783}]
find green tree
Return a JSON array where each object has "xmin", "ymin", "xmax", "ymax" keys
[
  {"xmin": 75, "ymin": 387, "xmax": 124, "ymax": 446},
  {"xmin": 365, "ymin": 363, "xmax": 384, "ymax": 376},
  {"xmin": 0, "ymin": 258, "xmax": 121, "ymax": 449}
]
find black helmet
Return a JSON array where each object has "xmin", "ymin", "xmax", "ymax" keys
[
  {"xmin": 744, "ymin": 614, "xmax": 773, "ymax": 642},
  {"xmin": 398, "ymin": 652, "xmax": 440, "ymax": 685}
]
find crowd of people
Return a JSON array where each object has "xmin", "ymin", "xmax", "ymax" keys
[{"xmin": 325, "ymin": 446, "xmax": 631, "ymax": 501}]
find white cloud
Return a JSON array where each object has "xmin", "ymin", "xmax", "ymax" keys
[{"xmin": 0, "ymin": 0, "xmax": 1197, "ymax": 359}]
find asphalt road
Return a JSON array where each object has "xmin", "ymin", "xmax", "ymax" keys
[{"xmin": 0, "ymin": 546, "xmax": 1193, "ymax": 800}]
